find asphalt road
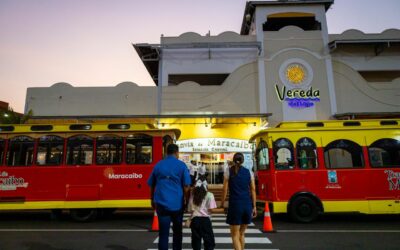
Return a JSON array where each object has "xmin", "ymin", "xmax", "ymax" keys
[{"xmin": 0, "ymin": 210, "xmax": 399, "ymax": 250}]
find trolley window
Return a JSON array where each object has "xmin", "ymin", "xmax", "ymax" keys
[
  {"xmin": 36, "ymin": 136, "xmax": 64, "ymax": 166},
  {"xmin": 0, "ymin": 126, "xmax": 14, "ymax": 132},
  {"xmin": 66, "ymin": 135, "xmax": 93, "ymax": 165},
  {"xmin": 0, "ymin": 139, "xmax": 5, "ymax": 165},
  {"xmin": 108, "ymin": 124, "xmax": 130, "ymax": 130},
  {"xmin": 31, "ymin": 125, "xmax": 53, "ymax": 131},
  {"xmin": 69, "ymin": 124, "xmax": 92, "ymax": 131},
  {"xmin": 324, "ymin": 139, "xmax": 364, "ymax": 169},
  {"xmin": 256, "ymin": 140, "xmax": 269, "ymax": 170},
  {"xmin": 273, "ymin": 138, "xmax": 294, "ymax": 170},
  {"xmin": 6, "ymin": 136, "xmax": 35, "ymax": 167},
  {"xmin": 296, "ymin": 138, "xmax": 318, "ymax": 169},
  {"xmin": 126, "ymin": 135, "xmax": 153, "ymax": 164},
  {"xmin": 96, "ymin": 136, "xmax": 123, "ymax": 165},
  {"xmin": 368, "ymin": 138, "xmax": 400, "ymax": 168}
]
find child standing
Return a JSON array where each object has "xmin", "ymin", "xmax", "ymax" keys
[{"xmin": 188, "ymin": 179, "xmax": 220, "ymax": 250}]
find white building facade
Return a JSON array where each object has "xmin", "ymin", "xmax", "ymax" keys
[
  {"xmin": 24, "ymin": 0, "xmax": 400, "ymax": 184},
  {"xmin": 26, "ymin": 0, "xmax": 400, "ymax": 123}
]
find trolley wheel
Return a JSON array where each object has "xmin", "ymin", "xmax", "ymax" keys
[
  {"xmin": 70, "ymin": 209, "xmax": 98, "ymax": 222},
  {"xmin": 289, "ymin": 196, "xmax": 319, "ymax": 223}
]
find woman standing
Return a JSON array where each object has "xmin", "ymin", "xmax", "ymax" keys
[{"xmin": 220, "ymin": 153, "xmax": 257, "ymax": 250}]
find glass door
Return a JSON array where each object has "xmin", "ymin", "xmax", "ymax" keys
[{"xmin": 204, "ymin": 155, "xmax": 225, "ymax": 185}]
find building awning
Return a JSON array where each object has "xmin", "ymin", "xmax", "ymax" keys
[
  {"xmin": 27, "ymin": 113, "xmax": 272, "ymax": 129},
  {"xmin": 132, "ymin": 42, "xmax": 261, "ymax": 86},
  {"xmin": 329, "ymin": 39, "xmax": 400, "ymax": 55},
  {"xmin": 29, "ymin": 113, "xmax": 272, "ymax": 120},
  {"xmin": 132, "ymin": 43, "xmax": 160, "ymax": 85}
]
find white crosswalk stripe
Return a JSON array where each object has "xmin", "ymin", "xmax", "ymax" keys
[
  {"xmin": 154, "ymin": 237, "xmax": 272, "ymax": 244},
  {"xmin": 148, "ymin": 214, "xmax": 277, "ymax": 250},
  {"xmin": 206, "ymin": 222, "xmax": 256, "ymax": 227},
  {"xmin": 174, "ymin": 228, "xmax": 261, "ymax": 234}
]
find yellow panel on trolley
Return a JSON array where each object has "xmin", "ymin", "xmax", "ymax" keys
[{"xmin": 0, "ymin": 199, "xmax": 152, "ymax": 210}]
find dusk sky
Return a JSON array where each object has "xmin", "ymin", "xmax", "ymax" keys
[{"xmin": 1, "ymin": 0, "xmax": 399, "ymax": 113}]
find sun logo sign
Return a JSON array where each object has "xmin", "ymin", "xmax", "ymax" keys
[{"xmin": 286, "ymin": 64, "xmax": 307, "ymax": 85}]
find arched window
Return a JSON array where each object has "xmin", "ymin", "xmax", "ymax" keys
[
  {"xmin": 66, "ymin": 135, "xmax": 93, "ymax": 165},
  {"xmin": 256, "ymin": 140, "xmax": 269, "ymax": 170},
  {"xmin": 0, "ymin": 139, "xmax": 5, "ymax": 165},
  {"xmin": 273, "ymin": 138, "xmax": 294, "ymax": 170},
  {"xmin": 126, "ymin": 134, "xmax": 153, "ymax": 164},
  {"xmin": 7, "ymin": 136, "xmax": 35, "ymax": 166},
  {"xmin": 36, "ymin": 135, "xmax": 64, "ymax": 166},
  {"xmin": 96, "ymin": 135, "xmax": 123, "ymax": 165},
  {"xmin": 263, "ymin": 12, "xmax": 321, "ymax": 31},
  {"xmin": 324, "ymin": 139, "xmax": 364, "ymax": 169},
  {"xmin": 369, "ymin": 138, "xmax": 400, "ymax": 167},
  {"xmin": 296, "ymin": 137, "xmax": 318, "ymax": 169}
]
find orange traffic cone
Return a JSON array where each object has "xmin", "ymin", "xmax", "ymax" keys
[
  {"xmin": 150, "ymin": 210, "xmax": 159, "ymax": 231},
  {"xmin": 262, "ymin": 202, "xmax": 275, "ymax": 233}
]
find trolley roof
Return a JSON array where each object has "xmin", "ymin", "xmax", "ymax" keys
[
  {"xmin": 249, "ymin": 119, "xmax": 400, "ymax": 142},
  {"xmin": 0, "ymin": 123, "xmax": 181, "ymax": 139}
]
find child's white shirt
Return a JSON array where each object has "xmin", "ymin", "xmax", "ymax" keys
[{"xmin": 188, "ymin": 191, "xmax": 217, "ymax": 218}]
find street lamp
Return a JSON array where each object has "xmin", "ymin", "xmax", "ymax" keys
[{"xmin": 3, "ymin": 113, "xmax": 9, "ymax": 117}]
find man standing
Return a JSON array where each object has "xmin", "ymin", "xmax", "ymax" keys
[
  {"xmin": 148, "ymin": 144, "xmax": 191, "ymax": 250},
  {"xmin": 187, "ymin": 160, "xmax": 198, "ymax": 186}
]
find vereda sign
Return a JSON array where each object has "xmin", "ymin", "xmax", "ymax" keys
[{"xmin": 275, "ymin": 85, "xmax": 320, "ymax": 108}]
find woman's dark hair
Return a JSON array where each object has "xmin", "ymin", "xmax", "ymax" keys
[
  {"xmin": 232, "ymin": 152, "xmax": 244, "ymax": 175},
  {"xmin": 197, "ymin": 174, "xmax": 207, "ymax": 182},
  {"xmin": 192, "ymin": 185, "xmax": 207, "ymax": 207}
]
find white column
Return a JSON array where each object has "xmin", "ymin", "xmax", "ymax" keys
[
  {"xmin": 255, "ymin": 9, "xmax": 268, "ymax": 114},
  {"xmin": 157, "ymin": 50, "xmax": 163, "ymax": 115},
  {"xmin": 325, "ymin": 57, "xmax": 337, "ymax": 115}
]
